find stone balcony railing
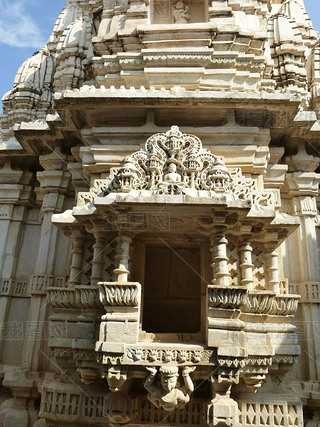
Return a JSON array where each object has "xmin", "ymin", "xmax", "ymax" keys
[
  {"xmin": 47, "ymin": 285, "xmax": 103, "ymax": 310},
  {"xmin": 45, "ymin": 280, "xmax": 301, "ymax": 425},
  {"xmin": 207, "ymin": 285, "xmax": 300, "ymax": 317}
]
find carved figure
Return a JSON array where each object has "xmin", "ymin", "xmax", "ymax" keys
[
  {"xmin": 108, "ymin": 126, "xmax": 233, "ymax": 196},
  {"xmin": 164, "ymin": 163, "xmax": 182, "ymax": 183},
  {"xmin": 173, "ymin": 1, "xmax": 190, "ymax": 23},
  {"xmin": 144, "ymin": 366, "xmax": 195, "ymax": 411},
  {"xmin": 159, "ymin": 162, "xmax": 187, "ymax": 194}
]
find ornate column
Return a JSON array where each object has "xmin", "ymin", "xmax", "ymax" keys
[
  {"xmin": 0, "ymin": 159, "xmax": 33, "ymax": 360},
  {"xmin": 96, "ymin": 228, "xmax": 141, "ymax": 366},
  {"xmin": 114, "ymin": 234, "xmax": 132, "ymax": 283},
  {"xmin": 265, "ymin": 238, "xmax": 280, "ymax": 294},
  {"xmin": 283, "ymin": 143, "xmax": 320, "ymax": 387},
  {"xmin": 210, "ymin": 228, "xmax": 231, "ymax": 287},
  {"xmin": 20, "ymin": 148, "xmax": 71, "ymax": 371},
  {"xmin": 1, "ymin": 149, "xmax": 71, "ymax": 426},
  {"xmin": 91, "ymin": 227, "xmax": 107, "ymax": 286},
  {"xmin": 239, "ymin": 238, "xmax": 254, "ymax": 289},
  {"xmin": 69, "ymin": 230, "xmax": 87, "ymax": 287}
]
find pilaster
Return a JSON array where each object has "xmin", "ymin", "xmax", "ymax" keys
[
  {"xmin": 282, "ymin": 143, "xmax": 320, "ymax": 385},
  {"xmin": 0, "ymin": 159, "xmax": 34, "ymax": 362},
  {"xmin": 20, "ymin": 148, "xmax": 71, "ymax": 373}
]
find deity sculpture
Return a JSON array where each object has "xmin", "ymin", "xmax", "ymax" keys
[
  {"xmin": 158, "ymin": 162, "xmax": 188, "ymax": 194},
  {"xmin": 144, "ymin": 366, "xmax": 195, "ymax": 411},
  {"xmin": 163, "ymin": 163, "xmax": 182, "ymax": 184},
  {"xmin": 173, "ymin": 1, "xmax": 190, "ymax": 24}
]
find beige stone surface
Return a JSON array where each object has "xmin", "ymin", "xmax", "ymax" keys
[{"xmin": 0, "ymin": 0, "xmax": 320, "ymax": 425}]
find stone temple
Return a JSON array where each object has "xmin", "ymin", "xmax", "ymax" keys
[{"xmin": 1, "ymin": 0, "xmax": 320, "ymax": 425}]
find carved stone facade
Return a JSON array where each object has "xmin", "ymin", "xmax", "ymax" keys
[{"xmin": 0, "ymin": 0, "xmax": 320, "ymax": 426}]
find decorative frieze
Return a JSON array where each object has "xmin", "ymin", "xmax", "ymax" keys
[
  {"xmin": 47, "ymin": 286, "xmax": 102, "ymax": 310},
  {"xmin": 269, "ymin": 295, "xmax": 300, "ymax": 316},
  {"xmin": 207, "ymin": 285, "xmax": 248, "ymax": 310},
  {"xmin": 207, "ymin": 286, "xmax": 299, "ymax": 317},
  {"xmin": 126, "ymin": 347, "xmax": 214, "ymax": 365},
  {"xmin": 98, "ymin": 282, "xmax": 140, "ymax": 307},
  {"xmin": 242, "ymin": 291, "xmax": 275, "ymax": 314},
  {"xmin": 47, "ymin": 288, "xmax": 78, "ymax": 309},
  {"xmin": 74, "ymin": 285, "xmax": 102, "ymax": 310}
]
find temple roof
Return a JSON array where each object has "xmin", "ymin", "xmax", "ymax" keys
[{"xmin": 1, "ymin": 0, "xmax": 320, "ymax": 149}]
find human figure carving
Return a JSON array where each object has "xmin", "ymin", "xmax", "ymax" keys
[
  {"xmin": 144, "ymin": 366, "xmax": 195, "ymax": 411},
  {"xmin": 164, "ymin": 163, "xmax": 182, "ymax": 184},
  {"xmin": 173, "ymin": 1, "xmax": 190, "ymax": 24}
]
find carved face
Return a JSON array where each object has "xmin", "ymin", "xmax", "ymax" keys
[
  {"xmin": 175, "ymin": 1, "xmax": 185, "ymax": 10},
  {"xmin": 161, "ymin": 374, "xmax": 178, "ymax": 392}
]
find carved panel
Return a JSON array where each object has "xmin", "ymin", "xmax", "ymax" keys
[
  {"xmin": 75, "ymin": 285, "xmax": 102, "ymax": 309},
  {"xmin": 208, "ymin": 286, "xmax": 248, "ymax": 310},
  {"xmin": 110, "ymin": 126, "xmax": 232, "ymax": 196},
  {"xmin": 239, "ymin": 402, "xmax": 303, "ymax": 426},
  {"xmin": 126, "ymin": 347, "xmax": 214, "ymax": 365},
  {"xmin": 76, "ymin": 127, "xmax": 276, "ymax": 211},
  {"xmin": 242, "ymin": 291, "xmax": 275, "ymax": 315},
  {"xmin": 269, "ymin": 295, "xmax": 300, "ymax": 316},
  {"xmin": 99, "ymin": 283, "xmax": 140, "ymax": 307},
  {"xmin": 47, "ymin": 288, "xmax": 78, "ymax": 309}
]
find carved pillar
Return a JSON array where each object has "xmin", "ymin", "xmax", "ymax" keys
[
  {"xmin": 265, "ymin": 241, "xmax": 280, "ymax": 294},
  {"xmin": 239, "ymin": 239, "xmax": 254, "ymax": 289},
  {"xmin": 283, "ymin": 144, "xmax": 320, "ymax": 382},
  {"xmin": 114, "ymin": 234, "xmax": 132, "ymax": 283},
  {"xmin": 1, "ymin": 149, "xmax": 71, "ymax": 425},
  {"xmin": 91, "ymin": 228, "xmax": 107, "ymax": 286},
  {"xmin": 69, "ymin": 230, "xmax": 86, "ymax": 287},
  {"xmin": 0, "ymin": 160, "xmax": 33, "ymax": 361},
  {"xmin": 21, "ymin": 148, "xmax": 71, "ymax": 371},
  {"xmin": 210, "ymin": 228, "xmax": 231, "ymax": 287},
  {"xmin": 96, "ymin": 231, "xmax": 140, "ymax": 351}
]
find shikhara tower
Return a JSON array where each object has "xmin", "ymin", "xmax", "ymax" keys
[{"xmin": 0, "ymin": 0, "xmax": 320, "ymax": 425}]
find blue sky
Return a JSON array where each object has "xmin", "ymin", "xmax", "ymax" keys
[{"xmin": 0, "ymin": 0, "xmax": 319, "ymax": 111}]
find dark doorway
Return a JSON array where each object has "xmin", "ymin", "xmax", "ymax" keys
[{"xmin": 142, "ymin": 246, "xmax": 202, "ymax": 333}]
